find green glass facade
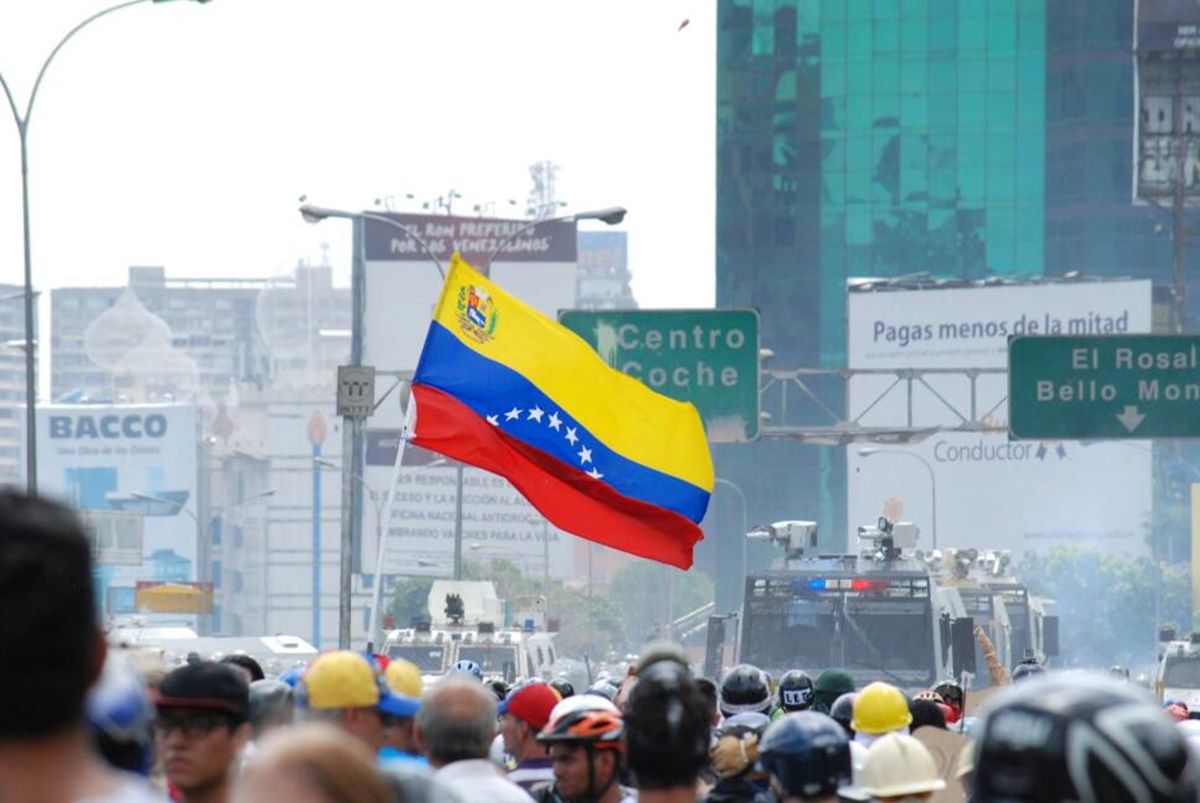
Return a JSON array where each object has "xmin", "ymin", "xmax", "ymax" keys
[{"xmin": 711, "ymin": 0, "xmax": 1200, "ymax": 611}]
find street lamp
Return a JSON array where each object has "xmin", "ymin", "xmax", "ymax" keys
[
  {"xmin": 482, "ymin": 207, "xmax": 627, "ymax": 270},
  {"xmin": 857, "ymin": 447, "xmax": 938, "ymax": 549},
  {"xmin": 299, "ymin": 200, "xmax": 446, "ymax": 649},
  {"xmin": 130, "ymin": 487, "xmax": 274, "ymax": 630},
  {"xmin": 714, "ymin": 478, "xmax": 749, "ymax": 578},
  {"xmin": 314, "ymin": 456, "xmax": 445, "ymax": 653},
  {"xmin": 1, "ymin": 0, "xmax": 210, "ymax": 494},
  {"xmin": 298, "ymin": 203, "xmax": 445, "ymax": 279}
]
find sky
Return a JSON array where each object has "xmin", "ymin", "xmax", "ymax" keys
[{"xmin": 0, "ymin": 0, "xmax": 716, "ymax": 322}]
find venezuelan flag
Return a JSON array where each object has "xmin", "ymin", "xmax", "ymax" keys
[{"xmin": 410, "ymin": 254, "xmax": 713, "ymax": 569}]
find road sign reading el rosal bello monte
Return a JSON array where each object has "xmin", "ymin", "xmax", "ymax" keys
[
  {"xmin": 559, "ymin": 309, "xmax": 760, "ymax": 442},
  {"xmin": 1009, "ymin": 335, "xmax": 1200, "ymax": 439}
]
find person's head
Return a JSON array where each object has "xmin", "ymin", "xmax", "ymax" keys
[
  {"xmin": 851, "ymin": 682, "xmax": 912, "ymax": 738},
  {"xmin": 1011, "ymin": 658, "xmax": 1046, "ymax": 683},
  {"xmin": 695, "ymin": 677, "xmax": 720, "ymax": 726},
  {"xmin": 538, "ymin": 694, "xmax": 624, "ymax": 801},
  {"xmin": 777, "ymin": 670, "xmax": 815, "ymax": 713},
  {"xmin": 221, "ymin": 653, "xmax": 265, "ymax": 683},
  {"xmin": 381, "ymin": 659, "xmax": 422, "ymax": 754},
  {"xmin": 549, "ymin": 677, "xmax": 575, "ymax": 700},
  {"xmin": 233, "ymin": 723, "xmax": 392, "ymax": 803},
  {"xmin": 719, "ymin": 663, "xmax": 773, "ymax": 718},
  {"xmin": 0, "ymin": 491, "xmax": 103, "ymax": 742},
  {"xmin": 859, "ymin": 733, "xmax": 946, "ymax": 802},
  {"xmin": 759, "ymin": 711, "xmax": 852, "ymax": 802},
  {"xmin": 87, "ymin": 650, "xmax": 156, "ymax": 776},
  {"xmin": 932, "ymin": 680, "xmax": 964, "ymax": 717},
  {"xmin": 498, "ymin": 681, "xmax": 560, "ymax": 760},
  {"xmin": 623, "ymin": 659, "xmax": 710, "ymax": 791},
  {"xmin": 449, "ymin": 659, "xmax": 483, "ymax": 681},
  {"xmin": 908, "ymin": 699, "xmax": 946, "ymax": 732},
  {"xmin": 711, "ymin": 712, "xmax": 771, "ymax": 781},
  {"xmin": 829, "ymin": 693, "xmax": 856, "ymax": 737},
  {"xmin": 415, "ymin": 675, "xmax": 499, "ymax": 767},
  {"xmin": 154, "ymin": 662, "xmax": 252, "ymax": 798},
  {"xmin": 812, "ymin": 669, "xmax": 855, "ymax": 714},
  {"xmin": 297, "ymin": 650, "xmax": 410, "ymax": 752},
  {"xmin": 973, "ymin": 673, "xmax": 1200, "ymax": 803},
  {"xmin": 248, "ymin": 679, "xmax": 294, "ymax": 738},
  {"xmin": 384, "ymin": 659, "xmax": 423, "ymax": 700}
]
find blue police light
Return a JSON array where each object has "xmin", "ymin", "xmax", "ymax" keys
[{"xmin": 807, "ymin": 578, "xmax": 827, "ymax": 590}]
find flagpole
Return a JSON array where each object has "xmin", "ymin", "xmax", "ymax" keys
[{"xmin": 365, "ymin": 397, "xmax": 416, "ymax": 654}]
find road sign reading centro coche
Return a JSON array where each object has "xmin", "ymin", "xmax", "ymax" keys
[
  {"xmin": 558, "ymin": 309, "xmax": 760, "ymax": 442},
  {"xmin": 1009, "ymin": 335, "xmax": 1200, "ymax": 439}
]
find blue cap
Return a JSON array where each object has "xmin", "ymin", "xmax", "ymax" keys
[{"xmin": 379, "ymin": 691, "xmax": 420, "ymax": 718}]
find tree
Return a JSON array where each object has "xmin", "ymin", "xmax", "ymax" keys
[
  {"xmin": 608, "ymin": 560, "xmax": 715, "ymax": 652},
  {"xmin": 1017, "ymin": 546, "xmax": 1190, "ymax": 669},
  {"xmin": 387, "ymin": 576, "xmax": 435, "ymax": 629}
]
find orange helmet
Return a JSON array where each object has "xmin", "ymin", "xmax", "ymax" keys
[{"xmin": 538, "ymin": 696, "xmax": 624, "ymax": 749}]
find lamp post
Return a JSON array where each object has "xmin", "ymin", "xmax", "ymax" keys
[
  {"xmin": 714, "ymin": 478, "xmax": 749, "ymax": 578},
  {"xmin": 314, "ymin": 456, "xmax": 444, "ymax": 653},
  {"xmin": 131, "ymin": 488, "xmax": 274, "ymax": 630},
  {"xmin": 482, "ymin": 207, "xmax": 627, "ymax": 272},
  {"xmin": 300, "ymin": 202, "xmax": 446, "ymax": 650},
  {"xmin": 1, "ymin": 0, "xmax": 210, "ymax": 494},
  {"xmin": 858, "ymin": 447, "xmax": 938, "ymax": 549}
]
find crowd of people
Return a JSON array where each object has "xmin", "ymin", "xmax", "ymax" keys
[{"xmin": 3, "ymin": 490, "xmax": 1200, "ymax": 803}]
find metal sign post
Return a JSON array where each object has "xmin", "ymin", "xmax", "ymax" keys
[{"xmin": 336, "ymin": 365, "xmax": 375, "ymax": 649}]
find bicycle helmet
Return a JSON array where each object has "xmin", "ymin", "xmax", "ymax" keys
[
  {"xmin": 549, "ymin": 677, "xmax": 575, "ymax": 699},
  {"xmin": 86, "ymin": 651, "xmax": 155, "ymax": 777},
  {"xmin": 974, "ymin": 673, "xmax": 1199, "ymax": 803},
  {"xmin": 624, "ymin": 660, "xmax": 710, "ymax": 790},
  {"xmin": 719, "ymin": 664, "xmax": 772, "ymax": 716},
  {"xmin": 450, "ymin": 659, "xmax": 483, "ymax": 680},
  {"xmin": 248, "ymin": 679, "xmax": 294, "ymax": 732},
  {"xmin": 759, "ymin": 711, "xmax": 852, "ymax": 799},
  {"xmin": 777, "ymin": 670, "xmax": 814, "ymax": 713}
]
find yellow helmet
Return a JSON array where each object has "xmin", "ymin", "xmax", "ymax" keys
[
  {"xmin": 385, "ymin": 658, "xmax": 423, "ymax": 699},
  {"xmin": 859, "ymin": 733, "xmax": 946, "ymax": 798},
  {"xmin": 850, "ymin": 682, "xmax": 912, "ymax": 735}
]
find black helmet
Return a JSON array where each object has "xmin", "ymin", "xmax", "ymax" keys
[
  {"xmin": 549, "ymin": 677, "xmax": 575, "ymax": 699},
  {"xmin": 777, "ymin": 670, "xmax": 814, "ymax": 712},
  {"xmin": 829, "ymin": 692, "xmax": 857, "ymax": 736},
  {"xmin": 933, "ymin": 679, "xmax": 964, "ymax": 710},
  {"xmin": 973, "ymin": 673, "xmax": 1199, "ymax": 803},
  {"xmin": 1011, "ymin": 660, "xmax": 1046, "ymax": 682},
  {"xmin": 759, "ymin": 711, "xmax": 852, "ymax": 799},
  {"xmin": 248, "ymin": 679, "xmax": 294, "ymax": 732},
  {"xmin": 719, "ymin": 664, "xmax": 772, "ymax": 716},
  {"xmin": 624, "ymin": 660, "xmax": 711, "ymax": 790}
]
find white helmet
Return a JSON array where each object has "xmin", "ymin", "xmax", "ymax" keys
[
  {"xmin": 859, "ymin": 733, "xmax": 947, "ymax": 798},
  {"xmin": 546, "ymin": 692, "xmax": 619, "ymax": 725}
]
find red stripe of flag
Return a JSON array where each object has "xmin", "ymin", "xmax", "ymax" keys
[{"xmin": 410, "ymin": 384, "xmax": 702, "ymax": 569}]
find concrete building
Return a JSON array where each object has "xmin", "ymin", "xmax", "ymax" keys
[{"xmin": 0, "ymin": 283, "xmax": 29, "ymax": 484}]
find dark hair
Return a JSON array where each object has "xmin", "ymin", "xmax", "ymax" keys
[
  {"xmin": 624, "ymin": 661, "xmax": 711, "ymax": 791},
  {"xmin": 221, "ymin": 654, "xmax": 266, "ymax": 683},
  {"xmin": 695, "ymin": 677, "xmax": 718, "ymax": 723},
  {"xmin": 0, "ymin": 491, "xmax": 98, "ymax": 740},
  {"xmin": 909, "ymin": 699, "xmax": 947, "ymax": 731}
]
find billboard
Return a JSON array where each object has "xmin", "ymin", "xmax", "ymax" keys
[
  {"xmin": 32, "ymin": 403, "xmax": 199, "ymax": 615},
  {"xmin": 1137, "ymin": 0, "xmax": 1200, "ymax": 52},
  {"xmin": 846, "ymin": 281, "xmax": 1154, "ymax": 556},
  {"xmin": 1134, "ymin": 2, "xmax": 1200, "ymax": 203},
  {"xmin": 358, "ymin": 213, "xmax": 579, "ymax": 580}
]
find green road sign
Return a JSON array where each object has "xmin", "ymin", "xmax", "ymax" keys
[
  {"xmin": 559, "ymin": 309, "xmax": 760, "ymax": 442},
  {"xmin": 1009, "ymin": 335, "xmax": 1200, "ymax": 439}
]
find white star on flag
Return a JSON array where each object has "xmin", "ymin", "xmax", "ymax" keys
[
  {"xmin": 504, "ymin": 407, "xmax": 522, "ymax": 421},
  {"xmin": 486, "ymin": 414, "xmax": 499, "ymax": 426},
  {"xmin": 528, "ymin": 405, "xmax": 544, "ymax": 423},
  {"xmin": 565, "ymin": 426, "xmax": 579, "ymax": 445},
  {"xmin": 547, "ymin": 411, "xmax": 562, "ymax": 431},
  {"xmin": 587, "ymin": 467, "xmax": 604, "ymax": 480},
  {"xmin": 578, "ymin": 445, "xmax": 593, "ymax": 464}
]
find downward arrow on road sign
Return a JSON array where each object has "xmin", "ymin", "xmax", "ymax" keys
[{"xmin": 1116, "ymin": 405, "xmax": 1146, "ymax": 433}]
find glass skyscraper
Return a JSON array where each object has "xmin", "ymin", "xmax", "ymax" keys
[{"xmin": 712, "ymin": 0, "xmax": 1198, "ymax": 610}]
